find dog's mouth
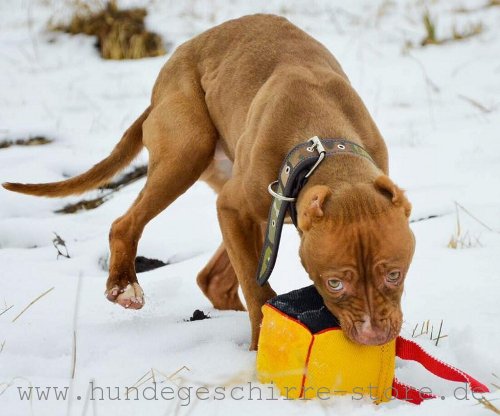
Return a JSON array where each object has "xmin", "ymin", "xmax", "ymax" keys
[
  {"xmin": 337, "ymin": 314, "xmax": 402, "ymax": 346},
  {"xmin": 347, "ymin": 324, "xmax": 395, "ymax": 346}
]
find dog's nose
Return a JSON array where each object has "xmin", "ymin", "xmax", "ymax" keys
[{"xmin": 353, "ymin": 319, "xmax": 390, "ymax": 345}]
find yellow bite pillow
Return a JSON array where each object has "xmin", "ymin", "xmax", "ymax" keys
[{"xmin": 256, "ymin": 285, "xmax": 489, "ymax": 404}]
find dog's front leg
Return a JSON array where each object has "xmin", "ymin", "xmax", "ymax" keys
[{"xmin": 217, "ymin": 180, "xmax": 276, "ymax": 350}]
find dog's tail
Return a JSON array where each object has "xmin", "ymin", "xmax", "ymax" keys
[{"xmin": 2, "ymin": 107, "xmax": 151, "ymax": 198}]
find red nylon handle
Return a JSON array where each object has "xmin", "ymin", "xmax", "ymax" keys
[
  {"xmin": 392, "ymin": 379, "xmax": 436, "ymax": 404},
  {"xmin": 393, "ymin": 336, "xmax": 490, "ymax": 404}
]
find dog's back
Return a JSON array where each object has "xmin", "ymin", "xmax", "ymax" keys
[{"xmin": 153, "ymin": 15, "xmax": 349, "ymax": 147}]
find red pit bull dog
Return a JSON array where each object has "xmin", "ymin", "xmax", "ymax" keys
[{"xmin": 3, "ymin": 14, "xmax": 414, "ymax": 350}]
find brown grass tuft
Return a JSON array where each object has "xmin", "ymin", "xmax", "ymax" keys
[
  {"xmin": 447, "ymin": 201, "xmax": 494, "ymax": 249},
  {"xmin": 421, "ymin": 9, "xmax": 439, "ymax": 46},
  {"xmin": 451, "ymin": 21, "xmax": 484, "ymax": 41},
  {"xmin": 420, "ymin": 9, "xmax": 483, "ymax": 47},
  {"xmin": 52, "ymin": 0, "xmax": 166, "ymax": 60},
  {"xmin": 477, "ymin": 396, "xmax": 500, "ymax": 414}
]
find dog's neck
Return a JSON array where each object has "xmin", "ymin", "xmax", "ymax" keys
[
  {"xmin": 296, "ymin": 153, "xmax": 388, "ymax": 227},
  {"xmin": 304, "ymin": 152, "xmax": 382, "ymax": 190}
]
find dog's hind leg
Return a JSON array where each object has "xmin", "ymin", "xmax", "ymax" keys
[
  {"xmin": 197, "ymin": 161, "xmax": 245, "ymax": 311},
  {"xmin": 196, "ymin": 243, "xmax": 245, "ymax": 311},
  {"xmin": 105, "ymin": 93, "xmax": 217, "ymax": 309}
]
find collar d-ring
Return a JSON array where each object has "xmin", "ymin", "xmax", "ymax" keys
[{"xmin": 267, "ymin": 180, "xmax": 296, "ymax": 202}]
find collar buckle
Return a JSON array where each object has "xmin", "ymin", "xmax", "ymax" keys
[{"xmin": 304, "ymin": 136, "xmax": 326, "ymax": 178}]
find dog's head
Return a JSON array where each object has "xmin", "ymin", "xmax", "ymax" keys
[{"xmin": 297, "ymin": 175, "xmax": 414, "ymax": 345}]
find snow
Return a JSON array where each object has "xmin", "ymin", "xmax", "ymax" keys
[{"xmin": 0, "ymin": 0, "xmax": 499, "ymax": 415}]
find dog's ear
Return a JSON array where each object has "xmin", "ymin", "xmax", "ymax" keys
[
  {"xmin": 374, "ymin": 175, "xmax": 412, "ymax": 217},
  {"xmin": 298, "ymin": 185, "xmax": 332, "ymax": 231}
]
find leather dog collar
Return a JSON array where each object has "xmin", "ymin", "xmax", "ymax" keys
[{"xmin": 256, "ymin": 136, "xmax": 375, "ymax": 286}]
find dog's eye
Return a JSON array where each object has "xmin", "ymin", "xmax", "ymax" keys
[
  {"xmin": 386, "ymin": 270, "xmax": 401, "ymax": 283},
  {"xmin": 327, "ymin": 279, "xmax": 344, "ymax": 292}
]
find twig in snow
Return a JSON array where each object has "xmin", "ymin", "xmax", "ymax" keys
[
  {"xmin": 12, "ymin": 287, "xmax": 55, "ymax": 323},
  {"xmin": 26, "ymin": 0, "xmax": 39, "ymax": 63},
  {"xmin": 448, "ymin": 202, "xmax": 493, "ymax": 249},
  {"xmin": 130, "ymin": 369, "xmax": 151, "ymax": 389},
  {"xmin": 491, "ymin": 373, "xmax": 500, "ymax": 390},
  {"xmin": 411, "ymin": 323, "xmax": 419, "ymax": 337},
  {"xmin": 412, "ymin": 319, "xmax": 448, "ymax": 345},
  {"xmin": 458, "ymin": 94, "xmax": 496, "ymax": 114},
  {"xmin": 477, "ymin": 396, "xmax": 500, "ymax": 414},
  {"xmin": 79, "ymin": 377, "xmax": 98, "ymax": 416},
  {"xmin": 126, "ymin": 370, "xmax": 152, "ymax": 399},
  {"xmin": 167, "ymin": 366, "xmax": 191, "ymax": 383},
  {"xmin": 53, "ymin": 232, "xmax": 71, "ymax": 259},
  {"xmin": 0, "ymin": 376, "xmax": 35, "ymax": 416},
  {"xmin": 71, "ymin": 274, "xmax": 83, "ymax": 379},
  {"xmin": 415, "ymin": 319, "xmax": 430, "ymax": 336},
  {"xmin": 407, "ymin": 53, "xmax": 440, "ymax": 93},
  {"xmin": 455, "ymin": 201, "xmax": 500, "ymax": 233},
  {"xmin": 431, "ymin": 320, "xmax": 448, "ymax": 346},
  {"xmin": 455, "ymin": 201, "xmax": 498, "ymax": 232},
  {"xmin": 71, "ymin": 331, "xmax": 77, "ymax": 379},
  {"xmin": 406, "ymin": 52, "xmax": 439, "ymax": 128},
  {"xmin": 0, "ymin": 340, "xmax": 5, "ymax": 353},
  {"xmin": 0, "ymin": 304, "xmax": 14, "ymax": 318},
  {"xmin": 127, "ymin": 366, "xmax": 191, "ymax": 399}
]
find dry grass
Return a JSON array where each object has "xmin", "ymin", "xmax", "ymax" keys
[
  {"xmin": 0, "ymin": 136, "xmax": 52, "ymax": 149},
  {"xmin": 421, "ymin": 9, "xmax": 438, "ymax": 46},
  {"xmin": 458, "ymin": 94, "xmax": 497, "ymax": 113},
  {"xmin": 11, "ymin": 287, "xmax": 55, "ymax": 323},
  {"xmin": 492, "ymin": 373, "xmax": 500, "ymax": 390},
  {"xmin": 447, "ymin": 201, "xmax": 498, "ymax": 249},
  {"xmin": 477, "ymin": 396, "xmax": 500, "ymax": 414},
  {"xmin": 448, "ymin": 230, "xmax": 482, "ymax": 249},
  {"xmin": 448, "ymin": 202, "xmax": 484, "ymax": 249},
  {"xmin": 0, "ymin": 304, "xmax": 14, "ymax": 318},
  {"xmin": 126, "ymin": 366, "xmax": 191, "ymax": 399},
  {"xmin": 52, "ymin": 0, "xmax": 166, "ymax": 60},
  {"xmin": 451, "ymin": 21, "xmax": 484, "ymax": 41},
  {"xmin": 411, "ymin": 319, "xmax": 448, "ymax": 346},
  {"xmin": 420, "ymin": 9, "xmax": 483, "ymax": 47},
  {"xmin": 455, "ymin": 0, "xmax": 500, "ymax": 13}
]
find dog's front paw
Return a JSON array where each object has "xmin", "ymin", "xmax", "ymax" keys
[{"xmin": 105, "ymin": 282, "xmax": 145, "ymax": 309}]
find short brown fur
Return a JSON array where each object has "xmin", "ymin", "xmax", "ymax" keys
[{"xmin": 3, "ymin": 15, "xmax": 414, "ymax": 349}]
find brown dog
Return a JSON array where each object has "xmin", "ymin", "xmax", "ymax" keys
[{"xmin": 3, "ymin": 14, "xmax": 414, "ymax": 350}]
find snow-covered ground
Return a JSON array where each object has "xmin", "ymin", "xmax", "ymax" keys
[{"xmin": 0, "ymin": 0, "xmax": 499, "ymax": 415}]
